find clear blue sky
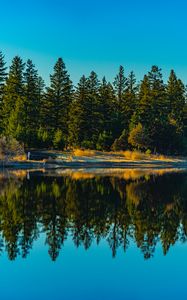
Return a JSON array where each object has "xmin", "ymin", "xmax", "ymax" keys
[{"xmin": 1, "ymin": 0, "xmax": 187, "ymax": 84}]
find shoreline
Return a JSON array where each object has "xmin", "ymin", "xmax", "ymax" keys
[{"xmin": 1, "ymin": 159, "xmax": 187, "ymax": 170}]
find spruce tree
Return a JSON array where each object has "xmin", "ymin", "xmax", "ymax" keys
[
  {"xmin": 113, "ymin": 65, "xmax": 127, "ymax": 135},
  {"xmin": 166, "ymin": 70, "xmax": 186, "ymax": 152},
  {"xmin": 68, "ymin": 75, "xmax": 90, "ymax": 147},
  {"xmin": 43, "ymin": 58, "xmax": 73, "ymax": 146},
  {"xmin": 98, "ymin": 77, "xmax": 116, "ymax": 147},
  {"xmin": 121, "ymin": 71, "xmax": 137, "ymax": 131},
  {"xmin": 86, "ymin": 71, "xmax": 101, "ymax": 147},
  {"xmin": 113, "ymin": 65, "xmax": 127, "ymax": 106},
  {"xmin": 0, "ymin": 51, "xmax": 7, "ymax": 96},
  {"xmin": 2, "ymin": 56, "xmax": 25, "ymax": 137},
  {"xmin": 24, "ymin": 59, "xmax": 40, "ymax": 145},
  {"xmin": 0, "ymin": 51, "xmax": 7, "ymax": 132},
  {"xmin": 167, "ymin": 70, "xmax": 185, "ymax": 133}
]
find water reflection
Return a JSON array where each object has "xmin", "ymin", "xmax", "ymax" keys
[{"xmin": 0, "ymin": 168, "xmax": 186, "ymax": 261}]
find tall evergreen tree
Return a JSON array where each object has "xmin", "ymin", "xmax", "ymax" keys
[
  {"xmin": 121, "ymin": 71, "xmax": 137, "ymax": 129},
  {"xmin": 68, "ymin": 72, "xmax": 102, "ymax": 148},
  {"xmin": 24, "ymin": 59, "xmax": 40, "ymax": 145},
  {"xmin": 0, "ymin": 51, "xmax": 7, "ymax": 96},
  {"xmin": 113, "ymin": 65, "xmax": 127, "ymax": 106},
  {"xmin": 2, "ymin": 56, "xmax": 25, "ymax": 138},
  {"xmin": 113, "ymin": 65, "xmax": 128, "ymax": 135},
  {"xmin": 0, "ymin": 51, "xmax": 7, "ymax": 132},
  {"xmin": 68, "ymin": 75, "xmax": 89, "ymax": 147},
  {"xmin": 167, "ymin": 70, "xmax": 186, "ymax": 133},
  {"xmin": 43, "ymin": 58, "xmax": 73, "ymax": 146}
]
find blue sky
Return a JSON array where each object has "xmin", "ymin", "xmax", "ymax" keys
[{"xmin": 1, "ymin": 0, "xmax": 187, "ymax": 84}]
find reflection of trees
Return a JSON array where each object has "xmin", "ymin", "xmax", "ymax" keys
[{"xmin": 0, "ymin": 171, "xmax": 186, "ymax": 260}]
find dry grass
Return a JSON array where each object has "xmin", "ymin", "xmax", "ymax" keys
[
  {"xmin": 73, "ymin": 149, "xmax": 97, "ymax": 157},
  {"xmin": 12, "ymin": 154, "xmax": 27, "ymax": 161},
  {"xmin": 122, "ymin": 150, "xmax": 147, "ymax": 160},
  {"xmin": 72, "ymin": 149, "xmax": 177, "ymax": 162}
]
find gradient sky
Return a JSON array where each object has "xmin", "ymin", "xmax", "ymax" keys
[{"xmin": 1, "ymin": 0, "xmax": 187, "ymax": 84}]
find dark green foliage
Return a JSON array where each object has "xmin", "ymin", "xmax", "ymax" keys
[
  {"xmin": 2, "ymin": 56, "xmax": 26, "ymax": 140},
  {"xmin": 0, "ymin": 51, "xmax": 7, "ymax": 95},
  {"xmin": 68, "ymin": 75, "xmax": 90, "ymax": 147},
  {"xmin": 0, "ymin": 52, "xmax": 7, "ymax": 132},
  {"xmin": 96, "ymin": 130, "xmax": 113, "ymax": 151},
  {"xmin": 112, "ymin": 129, "xmax": 129, "ymax": 151},
  {"xmin": 41, "ymin": 58, "xmax": 73, "ymax": 146},
  {"xmin": 128, "ymin": 123, "xmax": 152, "ymax": 150},
  {"xmin": 24, "ymin": 59, "xmax": 41, "ymax": 145},
  {"xmin": 0, "ymin": 52, "xmax": 186, "ymax": 155},
  {"xmin": 0, "ymin": 136, "xmax": 24, "ymax": 159},
  {"xmin": 53, "ymin": 129, "xmax": 65, "ymax": 150}
]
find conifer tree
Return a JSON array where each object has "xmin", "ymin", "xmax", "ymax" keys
[
  {"xmin": 121, "ymin": 71, "xmax": 137, "ymax": 131},
  {"xmin": 0, "ymin": 51, "xmax": 7, "ymax": 96},
  {"xmin": 2, "ymin": 56, "xmax": 25, "ymax": 137},
  {"xmin": 113, "ymin": 65, "xmax": 128, "ymax": 135},
  {"xmin": 43, "ymin": 58, "xmax": 73, "ymax": 146},
  {"xmin": 167, "ymin": 70, "xmax": 185, "ymax": 133},
  {"xmin": 68, "ymin": 75, "xmax": 90, "ymax": 147},
  {"xmin": 0, "ymin": 51, "xmax": 7, "ymax": 132},
  {"xmin": 113, "ymin": 65, "xmax": 127, "ymax": 106},
  {"xmin": 24, "ymin": 59, "xmax": 40, "ymax": 145}
]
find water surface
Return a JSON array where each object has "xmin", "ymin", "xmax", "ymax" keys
[{"xmin": 0, "ymin": 168, "xmax": 187, "ymax": 300}]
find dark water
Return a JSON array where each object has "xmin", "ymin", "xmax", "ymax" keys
[{"xmin": 0, "ymin": 168, "xmax": 187, "ymax": 299}]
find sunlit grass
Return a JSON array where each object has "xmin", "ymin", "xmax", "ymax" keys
[
  {"xmin": 12, "ymin": 154, "xmax": 27, "ymax": 161},
  {"xmin": 72, "ymin": 149, "xmax": 175, "ymax": 161},
  {"xmin": 73, "ymin": 149, "xmax": 98, "ymax": 157}
]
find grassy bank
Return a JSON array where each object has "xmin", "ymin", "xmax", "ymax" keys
[{"xmin": 0, "ymin": 149, "xmax": 186, "ymax": 170}]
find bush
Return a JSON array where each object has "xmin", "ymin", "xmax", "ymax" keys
[
  {"xmin": 111, "ymin": 129, "xmax": 128, "ymax": 151},
  {"xmin": 53, "ymin": 129, "xmax": 65, "ymax": 150},
  {"xmin": 37, "ymin": 127, "xmax": 53, "ymax": 148},
  {"xmin": 0, "ymin": 136, "xmax": 24, "ymax": 160},
  {"xmin": 128, "ymin": 123, "xmax": 152, "ymax": 150},
  {"xmin": 96, "ymin": 131, "xmax": 113, "ymax": 151},
  {"xmin": 81, "ymin": 140, "xmax": 95, "ymax": 149}
]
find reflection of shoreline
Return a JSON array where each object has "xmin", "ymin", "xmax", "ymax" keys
[
  {"xmin": 0, "ymin": 168, "xmax": 186, "ymax": 260},
  {"xmin": 1, "ymin": 158, "xmax": 187, "ymax": 171},
  {"xmin": 0, "ymin": 167, "xmax": 186, "ymax": 181}
]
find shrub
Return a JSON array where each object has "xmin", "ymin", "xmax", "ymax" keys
[
  {"xmin": 128, "ymin": 123, "xmax": 152, "ymax": 150},
  {"xmin": 0, "ymin": 136, "xmax": 24, "ymax": 160},
  {"xmin": 53, "ymin": 129, "xmax": 65, "ymax": 150},
  {"xmin": 96, "ymin": 131, "xmax": 113, "ymax": 151},
  {"xmin": 111, "ymin": 129, "xmax": 128, "ymax": 151}
]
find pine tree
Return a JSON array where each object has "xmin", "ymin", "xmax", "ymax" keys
[
  {"xmin": 166, "ymin": 70, "xmax": 186, "ymax": 153},
  {"xmin": 98, "ymin": 77, "xmax": 116, "ymax": 145},
  {"xmin": 113, "ymin": 65, "xmax": 127, "ymax": 106},
  {"xmin": 113, "ymin": 65, "xmax": 128, "ymax": 135},
  {"xmin": 121, "ymin": 71, "xmax": 137, "ymax": 131},
  {"xmin": 86, "ymin": 71, "xmax": 101, "ymax": 147},
  {"xmin": 43, "ymin": 58, "xmax": 73, "ymax": 146},
  {"xmin": 2, "ymin": 56, "xmax": 25, "ymax": 136},
  {"xmin": 68, "ymin": 75, "xmax": 90, "ymax": 147},
  {"xmin": 0, "ymin": 51, "xmax": 7, "ymax": 132},
  {"xmin": 24, "ymin": 59, "xmax": 40, "ymax": 145},
  {"xmin": 0, "ymin": 51, "xmax": 7, "ymax": 96},
  {"xmin": 167, "ymin": 70, "xmax": 185, "ymax": 133}
]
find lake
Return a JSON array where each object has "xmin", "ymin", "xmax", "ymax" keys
[{"xmin": 0, "ymin": 168, "xmax": 187, "ymax": 300}]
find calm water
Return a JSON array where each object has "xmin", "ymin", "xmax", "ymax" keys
[{"xmin": 0, "ymin": 168, "xmax": 187, "ymax": 300}]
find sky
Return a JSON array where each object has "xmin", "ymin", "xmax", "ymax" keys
[{"xmin": 1, "ymin": 0, "xmax": 187, "ymax": 84}]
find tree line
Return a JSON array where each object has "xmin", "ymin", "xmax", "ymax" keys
[
  {"xmin": 0, "ymin": 171, "xmax": 186, "ymax": 260},
  {"xmin": 0, "ymin": 51, "xmax": 187, "ymax": 154}
]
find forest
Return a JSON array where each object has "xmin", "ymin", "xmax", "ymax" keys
[{"xmin": 0, "ymin": 51, "xmax": 187, "ymax": 155}]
